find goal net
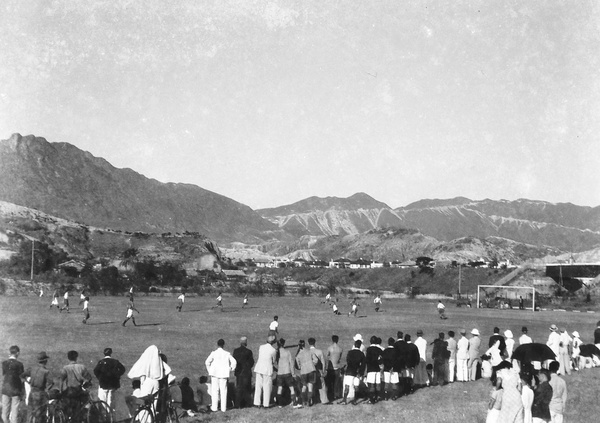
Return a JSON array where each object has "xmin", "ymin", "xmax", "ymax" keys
[{"xmin": 477, "ymin": 285, "xmax": 536, "ymax": 312}]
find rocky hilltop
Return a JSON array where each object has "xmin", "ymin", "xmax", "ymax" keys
[
  {"xmin": 0, "ymin": 134, "xmax": 284, "ymax": 244},
  {"xmin": 259, "ymin": 195, "xmax": 600, "ymax": 252}
]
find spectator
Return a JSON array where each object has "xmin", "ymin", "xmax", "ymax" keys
[
  {"xmin": 93, "ymin": 347, "xmax": 126, "ymax": 410},
  {"xmin": 325, "ymin": 335, "xmax": 343, "ymax": 401},
  {"xmin": 253, "ymin": 335, "xmax": 277, "ymax": 408},
  {"xmin": 2, "ymin": 346, "xmax": 24, "ymax": 423},
  {"xmin": 232, "ymin": 336, "xmax": 254, "ymax": 409},
  {"xmin": 205, "ymin": 339, "xmax": 236, "ymax": 413},
  {"xmin": 548, "ymin": 361, "xmax": 567, "ymax": 423},
  {"xmin": 22, "ymin": 351, "xmax": 53, "ymax": 422}
]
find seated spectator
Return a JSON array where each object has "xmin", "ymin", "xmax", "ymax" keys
[
  {"xmin": 196, "ymin": 376, "xmax": 211, "ymax": 413},
  {"xmin": 179, "ymin": 377, "xmax": 198, "ymax": 416}
]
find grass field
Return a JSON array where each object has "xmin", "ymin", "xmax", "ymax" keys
[{"xmin": 1, "ymin": 294, "xmax": 599, "ymax": 423}]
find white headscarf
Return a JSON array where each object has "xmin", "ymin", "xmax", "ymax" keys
[{"xmin": 128, "ymin": 345, "xmax": 171, "ymax": 380}]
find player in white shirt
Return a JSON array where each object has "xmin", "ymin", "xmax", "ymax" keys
[
  {"xmin": 242, "ymin": 294, "xmax": 249, "ymax": 308},
  {"xmin": 268, "ymin": 316, "xmax": 279, "ymax": 337},
  {"xmin": 60, "ymin": 290, "xmax": 70, "ymax": 313},
  {"xmin": 437, "ymin": 300, "xmax": 447, "ymax": 319},
  {"xmin": 322, "ymin": 293, "xmax": 331, "ymax": 304},
  {"xmin": 176, "ymin": 293, "xmax": 186, "ymax": 312},
  {"xmin": 50, "ymin": 290, "xmax": 60, "ymax": 309},
  {"xmin": 82, "ymin": 296, "xmax": 90, "ymax": 324},
  {"xmin": 374, "ymin": 295, "xmax": 382, "ymax": 312},
  {"xmin": 123, "ymin": 299, "xmax": 139, "ymax": 326},
  {"xmin": 332, "ymin": 302, "xmax": 341, "ymax": 315},
  {"xmin": 348, "ymin": 298, "xmax": 360, "ymax": 317},
  {"xmin": 213, "ymin": 292, "xmax": 223, "ymax": 311}
]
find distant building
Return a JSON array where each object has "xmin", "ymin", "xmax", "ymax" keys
[{"xmin": 222, "ymin": 269, "xmax": 248, "ymax": 282}]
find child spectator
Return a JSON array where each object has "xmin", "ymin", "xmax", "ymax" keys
[
  {"xmin": 486, "ymin": 375, "xmax": 503, "ymax": 423},
  {"xmin": 481, "ymin": 354, "xmax": 493, "ymax": 379}
]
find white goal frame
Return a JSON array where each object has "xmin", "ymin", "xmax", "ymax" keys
[{"xmin": 477, "ymin": 285, "xmax": 536, "ymax": 312}]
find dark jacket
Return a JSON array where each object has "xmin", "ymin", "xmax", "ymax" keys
[
  {"xmin": 489, "ymin": 334, "xmax": 506, "ymax": 355},
  {"xmin": 532, "ymin": 381, "xmax": 553, "ymax": 421},
  {"xmin": 345, "ymin": 349, "xmax": 365, "ymax": 377},
  {"xmin": 93, "ymin": 357, "xmax": 125, "ymax": 390},
  {"xmin": 381, "ymin": 347, "xmax": 395, "ymax": 372},
  {"xmin": 2, "ymin": 358, "xmax": 24, "ymax": 396},
  {"xmin": 431, "ymin": 339, "xmax": 448, "ymax": 362},
  {"xmin": 232, "ymin": 345, "xmax": 255, "ymax": 377},
  {"xmin": 365, "ymin": 346, "xmax": 382, "ymax": 373},
  {"xmin": 392, "ymin": 340, "xmax": 407, "ymax": 372}
]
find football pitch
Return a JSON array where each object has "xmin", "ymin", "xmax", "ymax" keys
[{"xmin": 1, "ymin": 295, "xmax": 599, "ymax": 423}]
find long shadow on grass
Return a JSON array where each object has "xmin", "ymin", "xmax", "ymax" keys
[
  {"xmin": 180, "ymin": 309, "xmax": 205, "ymax": 313},
  {"xmin": 135, "ymin": 323, "xmax": 162, "ymax": 327},
  {"xmin": 85, "ymin": 322, "xmax": 115, "ymax": 325}
]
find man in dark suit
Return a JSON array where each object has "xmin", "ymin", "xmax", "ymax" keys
[
  {"xmin": 93, "ymin": 348, "xmax": 126, "ymax": 410},
  {"xmin": 393, "ymin": 331, "xmax": 408, "ymax": 396},
  {"xmin": 232, "ymin": 336, "xmax": 254, "ymax": 408},
  {"xmin": 489, "ymin": 327, "xmax": 507, "ymax": 357}
]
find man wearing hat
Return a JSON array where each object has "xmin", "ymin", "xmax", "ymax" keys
[
  {"xmin": 519, "ymin": 327, "xmax": 533, "ymax": 345},
  {"xmin": 468, "ymin": 329, "xmax": 481, "ymax": 381},
  {"xmin": 232, "ymin": 336, "xmax": 254, "ymax": 409},
  {"xmin": 488, "ymin": 327, "xmax": 506, "ymax": 357},
  {"xmin": 22, "ymin": 352, "xmax": 52, "ymax": 421},
  {"xmin": 546, "ymin": 324, "xmax": 561, "ymax": 361},
  {"xmin": 253, "ymin": 335, "xmax": 277, "ymax": 408},
  {"xmin": 94, "ymin": 348, "xmax": 126, "ymax": 409},
  {"xmin": 456, "ymin": 329, "xmax": 469, "ymax": 382}
]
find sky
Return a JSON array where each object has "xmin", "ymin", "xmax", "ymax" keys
[{"xmin": 1, "ymin": 0, "xmax": 599, "ymax": 210}]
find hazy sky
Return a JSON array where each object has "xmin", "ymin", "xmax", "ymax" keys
[{"xmin": 1, "ymin": 1, "xmax": 599, "ymax": 209}]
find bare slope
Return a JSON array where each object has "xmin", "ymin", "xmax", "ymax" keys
[{"xmin": 0, "ymin": 134, "xmax": 282, "ymax": 243}]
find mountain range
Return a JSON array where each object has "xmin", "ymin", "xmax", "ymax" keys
[{"xmin": 1, "ymin": 133, "xmax": 599, "ymax": 264}]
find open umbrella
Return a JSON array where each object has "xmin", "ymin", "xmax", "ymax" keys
[
  {"xmin": 512, "ymin": 343, "xmax": 556, "ymax": 363},
  {"xmin": 579, "ymin": 344, "xmax": 600, "ymax": 358}
]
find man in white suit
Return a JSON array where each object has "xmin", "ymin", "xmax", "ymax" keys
[
  {"xmin": 205, "ymin": 339, "xmax": 237, "ymax": 412},
  {"xmin": 253, "ymin": 335, "xmax": 277, "ymax": 408}
]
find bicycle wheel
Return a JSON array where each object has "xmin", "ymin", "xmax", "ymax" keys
[
  {"xmin": 29, "ymin": 405, "xmax": 47, "ymax": 423},
  {"xmin": 87, "ymin": 401, "xmax": 113, "ymax": 423},
  {"xmin": 165, "ymin": 406, "xmax": 178, "ymax": 423},
  {"xmin": 130, "ymin": 407, "xmax": 154, "ymax": 423}
]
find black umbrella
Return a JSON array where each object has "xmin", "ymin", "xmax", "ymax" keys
[
  {"xmin": 579, "ymin": 344, "xmax": 600, "ymax": 358},
  {"xmin": 512, "ymin": 343, "xmax": 556, "ymax": 363}
]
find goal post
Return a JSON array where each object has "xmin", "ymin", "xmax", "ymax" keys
[{"xmin": 477, "ymin": 285, "xmax": 536, "ymax": 312}]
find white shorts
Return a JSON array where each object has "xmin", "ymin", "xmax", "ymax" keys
[
  {"xmin": 366, "ymin": 372, "xmax": 381, "ymax": 384},
  {"xmin": 383, "ymin": 371, "xmax": 399, "ymax": 384},
  {"xmin": 51, "ymin": 298, "xmax": 59, "ymax": 305},
  {"xmin": 343, "ymin": 375, "xmax": 360, "ymax": 387}
]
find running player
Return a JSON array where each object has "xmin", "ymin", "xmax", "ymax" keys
[
  {"xmin": 242, "ymin": 294, "xmax": 249, "ymax": 308},
  {"xmin": 373, "ymin": 294, "xmax": 382, "ymax": 313},
  {"xmin": 50, "ymin": 290, "xmax": 60, "ymax": 310},
  {"xmin": 348, "ymin": 298, "xmax": 360, "ymax": 317},
  {"xmin": 176, "ymin": 292, "xmax": 185, "ymax": 312},
  {"xmin": 39, "ymin": 287, "xmax": 44, "ymax": 297},
  {"xmin": 322, "ymin": 292, "xmax": 331, "ymax": 304},
  {"xmin": 128, "ymin": 286, "xmax": 134, "ymax": 302},
  {"xmin": 122, "ymin": 300, "xmax": 139, "ymax": 326},
  {"xmin": 60, "ymin": 289, "xmax": 70, "ymax": 313},
  {"xmin": 82, "ymin": 296, "xmax": 90, "ymax": 324},
  {"xmin": 269, "ymin": 316, "xmax": 279, "ymax": 337},
  {"xmin": 437, "ymin": 300, "xmax": 447, "ymax": 319},
  {"xmin": 214, "ymin": 292, "xmax": 223, "ymax": 311},
  {"xmin": 332, "ymin": 302, "xmax": 341, "ymax": 315}
]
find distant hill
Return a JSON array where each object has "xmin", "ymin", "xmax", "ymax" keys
[
  {"xmin": 259, "ymin": 194, "xmax": 600, "ymax": 252},
  {"xmin": 265, "ymin": 228, "xmax": 563, "ymax": 264},
  {"xmin": 0, "ymin": 134, "xmax": 284, "ymax": 243}
]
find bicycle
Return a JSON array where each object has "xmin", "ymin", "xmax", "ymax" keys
[
  {"xmin": 130, "ymin": 389, "xmax": 179, "ymax": 423},
  {"xmin": 30, "ymin": 389, "xmax": 113, "ymax": 423}
]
